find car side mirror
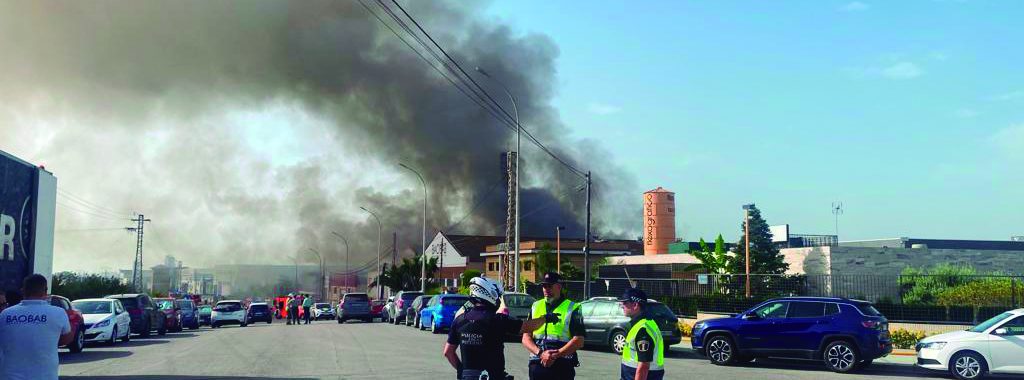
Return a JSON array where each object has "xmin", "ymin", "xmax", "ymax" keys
[
  {"xmin": 994, "ymin": 328, "xmax": 1009, "ymax": 336},
  {"xmin": 742, "ymin": 312, "xmax": 761, "ymax": 321}
]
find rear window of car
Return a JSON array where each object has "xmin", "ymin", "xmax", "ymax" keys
[
  {"xmin": 503, "ymin": 294, "xmax": 535, "ymax": 308},
  {"xmin": 250, "ymin": 304, "xmax": 269, "ymax": 312},
  {"xmin": 345, "ymin": 294, "xmax": 369, "ymax": 302},
  {"xmin": 442, "ymin": 296, "xmax": 469, "ymax": 306},
  {"xmin": 854, "ymin": 303, "xmax": 883, "ymax": 316},
  {"xmin": 72, "ymin": 301, "xmax": 112, "ymax": 314},
  {"xmin": 155, "ymin": 300, "xmax": 174, "ymax": 310},
  {"xmin": 215, "ymin": 302, "xmax": 242, "ymax": 311},
  {"xmin": 114, "ymin": 297, "xmax": 139, "ymax": 309},
  {"xmin": 175, "ymin": 300, "xmax": 194, "ymax": 310},
  {"xmin": 788, "ymin": 301, "xmax": 826, "ymax": 318}
]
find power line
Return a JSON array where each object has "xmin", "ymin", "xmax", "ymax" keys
[
  {"xmin": 56, "ymin": 201, "xmax": 128, "ymax": 221},
  {"xmin": 57, "ymin": 188, "xmax": 130, "ymax": 217}
]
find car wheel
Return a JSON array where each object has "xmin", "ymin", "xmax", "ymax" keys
[
  {"xmin": 431, "ymin": 318, "xmax": 441, "ymax": 334},
  {"xmin": 121, "ymin": 327, "xmax": 131, "ymax": 342},
  {"xmin": 68, "ymin": 327, "xmax": 85, "ymax": 353},
  {"xmin": 705, "ymin": 335, "xmax": 736, "ymax": 365},
  {"xmin": 610, "ymin": 330, "xmax": 628, "ymax": 355},
  {"xmin": 267, "ymin": 319, "xmax": 272, "ymax": 324},
  {"xmin": 950, "ymin": 351, "xmax": 988, "ymax": 380},
  {"xmin": 823, "ymin": 340, "xmax": 860, "ymax": 373},
  {"xmin": 109, "ymin": 326, "xmax": 118, "ymax": 345}
]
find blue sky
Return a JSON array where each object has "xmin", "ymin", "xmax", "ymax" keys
[{"xmin": 486, "ymin": 1, "xmax": 1023, "ymax": 242}]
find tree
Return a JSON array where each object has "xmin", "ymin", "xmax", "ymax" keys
[
  {"xmin": 373, "ymin": 254, "xmax": 439, "ymax": 291},
  {"xmin": 51, "ymin": 272, "xmax": 133, "ymax": 301},
  {"xmin": 731, "ymin": 205, "xmax": 788, "ymax": 275},
  {"xmin": 685, "ymin": 234, "xmax": 734, "ymax": 274},
  {"xmin": 534, "ymin": 243, "xmax": 557, "ymax": 276},
  {"xmin": 560, "ymin": 262, "xmax": 583, "ymax": 280}
]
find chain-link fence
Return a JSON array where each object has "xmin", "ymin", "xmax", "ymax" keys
[{"xmin": 525, "ymin": 274, "xmax": 1023, "ymax": 323}]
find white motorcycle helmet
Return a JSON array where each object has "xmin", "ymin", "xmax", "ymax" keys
[{"xmin": 468, "ymin": 276, "xmax": 503, "ymax": 308}]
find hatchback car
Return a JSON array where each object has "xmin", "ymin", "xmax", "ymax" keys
[
  {"xmin": 198, "ymin": 305, "xmax": 212, "ymax": 326},
  {"xmin": 390, "ymin": 291, "xmax": 423, "ymax": 324},
  {"xmin": 406, "ymin": 295, "xmax": 434, "ymax": 327},
  {"xmin": 106, "ymin": 294, "xmax": 166, "ymax": 337},
  {"xmin": 51, "ymin": 295, "xmax": 85, "ymax": 353},
  {"xmin": 247, "ymin": 302, "xmax": 273, "ymax": 324},
  {"xmin": 337, "ymin": 293, "xmax": 372, "ymax": 323},
  {"xmin": 692, "ymin": 297, "xmax": 892, "ymax": 373},
  {"xmin": 175, "ymin": 299, "xmax": 200, "ymax": 330},
  {"xmin": 419, "ymin": 294, "xmax": 469, "ymax": 333},
  {"xmin": 579, "ymin": 297, "xmax": 681, "ymax": 354},
  {"xmin": 153, "ymin": 297, "xmax": 183, "ymax": 332},
  {"xmin": 72, "ymin": 298, "xmax": 131, "ymax": 345},
  {"xmin": 212, "ymin": 300, "xmax": 247, "ymax": 328},
  {"xmin": 312, "ymin": 303, "xmax": 335, "ymax": 320},
  {"xmin": 916, "ymin": 308, "xmax": 1024, "ymax": 380},
  {"xmin": 371, "ymin": 299, "xmax": 386, "ymax": 322},
  {"xmin": 500, "ymin": 292, "xmax": 536, "ymax": 320}
]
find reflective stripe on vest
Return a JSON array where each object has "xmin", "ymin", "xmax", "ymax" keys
[
  {"xmin": 531, "ymin": 298, "xmax": 578, "ymax": 344},
  {"xmin": 621, "ymin": 318, "xmax": 665, "ymax": 370}
]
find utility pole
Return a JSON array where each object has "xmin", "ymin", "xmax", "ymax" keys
[
  {"xmin": 556, "ymin": 226, "xmax": 565, "ymax": 274},
  {"xmin": 361, "ymin": 207, "xmax": 382, "ymax": 299},
  {"xmin": 583, "ymin": 172, "xmax": 592, "ymax": 299},
  {"xmin": 742, "ymin": 204, "xmax": 754, "ymax": 298},
  {"xmin": 125, "ymin": 214, "xmax": 151, "ymax": 293},
  {"xmin": 399, "ymin": 163, "xmax": 428, "ymax": 293}
]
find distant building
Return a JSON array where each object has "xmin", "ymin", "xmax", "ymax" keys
[
  {"xmin": 481, "ymin": 238, "xmax": 641, "ymax": 284},
  {"xmin": 783, "ymin": 237, "xmax": 1024, "ymax": 277},
  {"xmin": 643, "ymin": 187, "xmax": 676, "ymax": 255},
  {"xmin": 427, "ymin": 232, "xmax": 508, "ymax": 286}
]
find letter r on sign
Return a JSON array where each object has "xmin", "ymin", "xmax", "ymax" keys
[{"xmin": 1, "ymin": 214, "xmax": 14, "ymax": 261}]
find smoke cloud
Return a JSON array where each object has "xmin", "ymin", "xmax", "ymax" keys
[{"xmin": 0, "ymin": 0, "xmax": 638, "ymax": 274}]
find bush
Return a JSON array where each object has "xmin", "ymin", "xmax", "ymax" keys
[
  {"xmin": 678, "ymin": 321, "xmax": 693, "ymax": 337},
  {"xmin": 890, "ymin": 328, "xmax": 926, "ymax": 349}
]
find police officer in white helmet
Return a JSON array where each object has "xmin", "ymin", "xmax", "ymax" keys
[{"xmin": 443, "ymin": 276, "xmax": 561, "ymax": 380}]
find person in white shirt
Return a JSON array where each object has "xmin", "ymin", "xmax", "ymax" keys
[{"xmin": 0, "ymin": 274, "xmax": 74, "ymax": 380}]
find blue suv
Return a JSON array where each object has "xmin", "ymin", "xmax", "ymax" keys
[{"xmin": 692, "ymin": 297, "xmax": 892, "ymax": 373}]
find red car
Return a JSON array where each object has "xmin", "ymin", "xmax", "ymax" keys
[
  {"xmin": 152, "ymin": 298, "xmax": 183, "ymax": 332},
  {"xmin": 371, "ymin": 300, "xmax": 386, "ymax": 323},
  {"xmin": 50, "ymin": 295, "xmax": 85, "ymax": 353}
]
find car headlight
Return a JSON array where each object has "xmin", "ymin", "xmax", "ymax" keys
[
  {"xmin": 918, "ymin": 342, "xmax": 946, "ymax": 350},
  {"xmin": 94, "ymin": 319, "xmax": 112, "ymax": 328},
  {"xmin": 693, "ymin": 321, "xmax": 706, "ymax": 330}
]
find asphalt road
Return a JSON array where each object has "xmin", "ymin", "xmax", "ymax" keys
[{"xmin": 58, "ymin": 319, "xmax": 952, "ymax": 380}]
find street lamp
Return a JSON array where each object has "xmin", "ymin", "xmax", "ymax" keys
[
  {"xmin": 360, "ymin": 206, "xmax": 383, "ymax": 299},
  {"xmin": 399, "ymin": 162, "xmax": 428, "ymax": 293},
  {"xmin": 742, "ymin": 203, "xmax": 755, "ymax": 298},
  {"xmin": 308, "ymin": 248, "xmax": 324, "ymax": 301},
  {"xmin": 331, "ymin": 231, "xmax": 350, "ymax": 291},
  {"xmin": 476, "ymin": 66, "xmax": 521, "ymax": 292},
  {"xmin": 556, "ymin": 226, "xmax": 565, "ymax": 274}
]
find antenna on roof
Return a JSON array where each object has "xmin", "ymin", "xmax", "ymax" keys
[{"xmin": 831, "ymin": 201, "xmax": 844, "ymax": 240}]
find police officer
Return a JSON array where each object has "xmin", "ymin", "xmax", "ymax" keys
[
  {"xmin": 521, "ymin": 272, "xmax": 585, "ymax": 380},
  {"xmin": 444, "ymin": 277, "xmax": 560, "ymax": 380},
  {"xmin": 619, "ymin": 288, "xmax": 665, "ymax": 380}
]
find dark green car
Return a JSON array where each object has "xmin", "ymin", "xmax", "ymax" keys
[{"xmin": 197, "ymin": 305, "xmax": 213, "ymax": 326}]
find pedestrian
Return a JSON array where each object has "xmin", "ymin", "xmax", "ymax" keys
[
  {"xmin": 286, "ymin": 293, "xmax": 298, "ymax": 325},
  {"xmin": 443, "ymin": 276, "xmax": 560, "ymax": 380},
  {"xmin": 302, "ymin": 294, "xmax": 313, "ymax": 324},
  {"xmin": 0, "ymin": 274, "xmax": 75, "ymax": 380},
  {"xmin": 618, "ymin": 288, "xmax": 665, "ymax": 380},
  {"xmin": 521, "ymin": 272, "xmax": 585, "ymax": 380}
]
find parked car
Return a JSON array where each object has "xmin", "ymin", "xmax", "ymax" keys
[
  {"xmin": 371, "ymin": 299, "xmax": 386, "ymax": 322},
  {"xmin": 916, "ymin": 308, "xmax": 1024, "ymax": 380},
  {"xmin": 198, "ymin": 305, "xmax": 213, "ymax": 326},
  {"xmin": 337, "ymin": 293, "xmax": 372, "ymax": 323},
  {"xmin": 500, "ymin": 292, "xmax": 536, "ymax": 320},
  {"xmin": 382, "ymin": 296, "xmax": 395, "ymax": 322},
  {"xmin": 692, "ymin": 297, "xmax": 892, "ymax": 373},
  {"xmin": 406, "ymin": 295, "xmax": 435, "ymax": 327},
  {"xmin": 247, "ymin": 302, "xmax": 273, "ymax": 324},
  {"xmin": 106, "ymin": 294, "xmax": 166, "ymax": 337},
  {"xmin": 51, "ymin": 295, "xmax": 85, "ymax": 353},
  {"xmin": 212, "ymin": 300, "xmax": 247, "ymax": 328},
  {"xmin": 72, "ymin": 298, "xmax": 131, "ymax": 345},
  {"xmin": 419, "ymin": 294, "xmax": 469, "ymax": 333},
  {"xmin": 390, "ymin": 291, "xmax": 423, "ymax": 324},
  {"xmin": 579, "ymin": 297, "xmax": 681, "ymax": 355},
  {"xmin": 175, "ymin": 299, "xmax": 200, "ymax": 330},
  {"xmin": 312, "ymin": 303, "xmax": 335, "ymax": 320},
  {"xmin": 153, "ymin": 297, "xmax": 183, "ymax": 332}
]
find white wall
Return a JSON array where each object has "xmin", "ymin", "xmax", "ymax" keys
[{"xmin": 34, "ymin": 169, "xmax": 57, "ymax": 287}]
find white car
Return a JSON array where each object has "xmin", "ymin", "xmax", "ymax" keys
[
  {"xmin": 917, "ymin": 308, "xmax": 1024, "ymax": 379},
  {"xmin": 211, "ymin": 300, "xmax": 247, "ymax": 328},
  {"xmin": 71, "ymin": 298, "xmax": 131, "ymax": 345}
]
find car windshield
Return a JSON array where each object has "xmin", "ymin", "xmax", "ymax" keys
[
  {"xmin": 970, "ymin": 312, "xmax": 1014, "ymax": 333},
  {"xmin": 175, "ymin": 300, "xmax": 193, "ymax": 310},
  {"xmin": 401, "ymin": 293, "xmax": 422, "ymax": 302},
  {"xmin": 442, "ymin": 296, "xmax": 469, "ymax": 307},
  {"xmin": 199, "ymin": 306, "xmax": 212, "ymax": 312},
  {"xmin": 215, "ymin": 303, "xmax": 242, "ymax": 312},
  {"xmin": 250, "ymin": 304, "xmax": 268, "ymax": 311},
  {"xmin": 156, "ymin": 300, "xmax": 175, "ymax": 310},
  {"xmin": 346, "ymin": 294, "xmax": 369, "ymax": 302},
  {"xmin": 503, "ymin": 294, "xmax": 535, "ymax": 308},
  {"xmin": 113, "ymin": 298, "xmax": 138, "ymax": 309},
  {"xmin": 72, "ymin": 301, "xmax": 112, "ymax": 314},
  {"xmin": 316, "ymin": 303, "xmax": 331, "ymax": 309},
  {"xmin": 855, "ymin": 303, "xmax": 883, "ymax": 316}
]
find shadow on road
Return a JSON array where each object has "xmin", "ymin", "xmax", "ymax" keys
[
  {"xmin": 61, "ymin": 377, "xmax": 314, "ymax": 380},
  {"xmin": 735, "ymin": 358, "xmax": 945, "ymax": 379},
  {"xmin": 59, "ymin": 350, "xmax": 132, "ymax": 364}
]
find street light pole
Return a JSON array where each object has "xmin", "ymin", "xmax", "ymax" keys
[
  {"xmin": 331, "ymin": 231, "xmax": 350, "ymax": 292},
  {"xmin": 399, "ymin": 163, "xmax": 428, "ymax": 293},
  {"xmin": 476, "ymin": 66, "xmax": 521, "ymax": 292},
  {"xmin": 361, "ymin": 206, "xmax": 383, "ymax": 299},
  {"xmin": 556, "ymin": 226, "xmax": 565, "ymax": 274},
  {"xmin": 742, "ymin": 204, "xmax": 754, "ymax": 298}
]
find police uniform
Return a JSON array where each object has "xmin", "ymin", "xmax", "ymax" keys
[
  {"xmin": 528, "ymin": 273, "xmax": 584, "ymax": 380},
  {"xmin": 619, "ymin": 289, "xmax": 665, "ymax": 380},
  {"xmin": 448, "ymin": 304, "xmax": 523, "ymax": 380}
]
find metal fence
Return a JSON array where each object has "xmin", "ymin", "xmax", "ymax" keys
[{"xmin": 525, "ymin": 274, "xmax": 1023, "ymax": 324}]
